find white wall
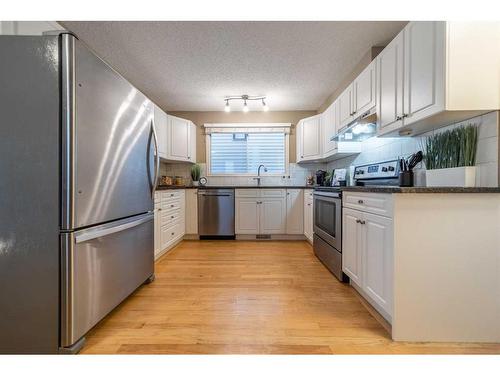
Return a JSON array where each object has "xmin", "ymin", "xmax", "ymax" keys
[
  {"xmin": 0, "ymin": 21, "xmax": 64, "ymax": 35},
  {"xmin": 327, "ymin": 111, "xmax": 499, "ymax": 187}
]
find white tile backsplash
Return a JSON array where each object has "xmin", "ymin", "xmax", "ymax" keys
[
  {"xmin": 327, "ymin": 111, "xmax": 499, "ymax": 187},
  {"xmin": 159, "ymin": 162, "xmax": 326, "ymax": 187}
]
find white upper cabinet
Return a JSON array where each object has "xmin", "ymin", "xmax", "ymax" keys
[
  {"xmin": 337, "ymin": 59, "xmax": 377, "ymax": 131},
  {"xmin": 377, "ymin": 21, "xmax": 500, "ymax": 137},
  {"xmin": 337, "ymin": 85, "xmax": 354, "ymax": 130},
  {"xmin": 353, "ymin": 59, "xmax": 377, "ymax": 116},
  {"xmin": 152, "ymin": 107, "xmax": 196, "ymax": 163},
  {"xmin": 153, "ymin": 105, "xmax": 168, "ymax": 159},
  {"xmin": 168, "ymin": 115, "xmax": 190, "ymax": 161},
  {"xmin": 188, "ymin": 121, "xmax": 197, "ymax": 163},
  {"xmin": 402, "ymin": 21, "xmax": 445, "ymax": 126},
  {"xmin": 151, "ymin": 113, "xmax": 196, "ymax": 163},
  {"xmin": 377, "ymin": 31, "xmax": 404, "ymax": 135},
  {"xmin": 296, "ymin": 114, "xmax": 321, "ymax": 162},
  {"xmin": 321, "ymin": 101, "xmax": 338, "ymax": 159}
]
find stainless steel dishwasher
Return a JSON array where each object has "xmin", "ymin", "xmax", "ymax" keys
[{"xmin": 198, "ymin": 189, "xmax": 235, "ymax": 238}]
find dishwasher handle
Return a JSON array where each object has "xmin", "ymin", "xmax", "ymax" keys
[{"xmin": 198, "ymin": 193, "xmax": 233, "ymax": 197}]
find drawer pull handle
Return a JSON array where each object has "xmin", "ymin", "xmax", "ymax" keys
[{"xmin": 358, "ymin": 199, "xmax": 364, "ymax": 204}]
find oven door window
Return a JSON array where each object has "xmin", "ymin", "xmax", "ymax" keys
[{"xmin": 315, "ymin": 198, "xmax": 337, "ymax": 238}]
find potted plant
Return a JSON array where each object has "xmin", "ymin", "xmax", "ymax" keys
[
  {"xmin": 423, "ymin": 124, "xmax": 478, "ymax": 187},
  {"xmin": 190, "ymin": 164, "xmax": 201, "ymax": 186}
]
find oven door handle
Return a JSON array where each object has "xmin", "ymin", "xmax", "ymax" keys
[{"xmin": 313, "ymin": 191, "xmax": 341, "ymax": 199}]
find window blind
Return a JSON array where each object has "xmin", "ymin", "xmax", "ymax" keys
[{"xmin": 210, "ymin": 132, "xmax": 286, "ymax": 175}]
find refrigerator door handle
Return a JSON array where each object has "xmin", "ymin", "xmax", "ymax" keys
[
  {"xmin": 150, "ymin": 120, "xmax": 160, "ymax": 198},
  {"xmin": 74, "ymin": 213, "xmax": 153, "ymax": 243}
]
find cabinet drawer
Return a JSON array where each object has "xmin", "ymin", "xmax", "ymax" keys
[
  {"xmin": 343, "ymin": 192, "xmax": 393, "ymax": 217},
  {"xmin": 160, "ymin": 222, "xmax": 183, "ymax": 247},
  {"xmin": 161, "ymin": 208, "xmax": 181, "ymax": 223},
  {"xmin": 160, "ymin": 190, "xmax": 185, "ymax": 201},
  {"xmin": 235, "ymin": 189, "xmax": 260, "ymax": 197},
  {"xmin": 161, "ymin": 199, "xmax": 182, "ymax": 211},
  {"xmin": 261, "ymin": 189, "xmax": 285, "ymax": 197}
]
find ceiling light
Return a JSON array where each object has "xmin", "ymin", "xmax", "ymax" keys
[{"xmin": 223, "ymin": 95, "xmax": 267, "ymax": 112}]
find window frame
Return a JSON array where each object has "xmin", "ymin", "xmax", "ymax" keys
[{"xmin": 205, "ymin": 124, "xmax": 290, "ymax": 177}]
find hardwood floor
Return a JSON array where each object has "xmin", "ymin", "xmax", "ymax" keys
[{"xmin": 80, "ymin": 240, "xmax": 500, "ymax": 354}]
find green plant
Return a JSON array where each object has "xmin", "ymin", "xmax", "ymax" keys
[
  {"xmin": 423, "ymin": 124, "xmax": 478, "ymax": 170},
  {"xmin": 190, "ymin": 164, "xmax": 201, "ymax": 181}
]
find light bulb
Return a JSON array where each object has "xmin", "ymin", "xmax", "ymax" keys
[
  {"xmin": 262, "ymin": 99, "xmax": 269, "ymax": 112},
  {"xmin": 243, "ymin": 100, "xmax": 249, "ymax": 113},
  {"xmin": 224, "ymin": 101, "xmax": 231, "ymax": 112}
]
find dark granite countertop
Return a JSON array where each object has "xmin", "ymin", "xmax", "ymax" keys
[
  {"xmin": 157, "ymin": 185, "xmax": 314, "ymax": 190},
  {"xmin": 340, "ymin": 186, "xmax": 500, "ymax": 194}
]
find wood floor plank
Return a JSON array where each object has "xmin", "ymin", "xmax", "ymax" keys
[{"xmin": 79, "ymin": 240, "xmax": 500, "ymax": 354}]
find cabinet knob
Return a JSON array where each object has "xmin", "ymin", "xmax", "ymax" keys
[
  {"xmin": 171, "ymin": 204, "xmax": 174, "ymax": 207},
  {"xmin": 171, "ymin": 232, "xmax": 175, "ymax": 235},
  {"xmin": 171, "ymin": 215, "xmax": 174, "ymax": 219},
  {"xmin": 360, "ymin": 220, "xmax": 366, "ymax": 225},
  {"xmin": 358, "ymin": 199, "xmax": 364, "ymax": 204},
  {"xmin": 403, "ymin": 113, "xmax": 409, "ymax": 118},
  {"xmin": 396, "ymin": 116, "xmax": 402, "ymax": 121}
]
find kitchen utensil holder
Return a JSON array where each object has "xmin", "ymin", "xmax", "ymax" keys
[{"xmin": 399, "ymin": 171, "xmax": 414, "ymax": 187}]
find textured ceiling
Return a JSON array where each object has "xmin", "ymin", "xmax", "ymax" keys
[{"xmin": 60, "ymin": 21, "xmax": 407, "ymax": 112}]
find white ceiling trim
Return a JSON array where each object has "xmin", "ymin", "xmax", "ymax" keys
[{"xmin": 203, "ymin": 123, "xmax": 291, "ymax": 134}]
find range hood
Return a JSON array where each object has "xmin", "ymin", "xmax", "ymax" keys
[{"xmin": 331, "ymin": 109, "xmax": 377, "ymax": 142}]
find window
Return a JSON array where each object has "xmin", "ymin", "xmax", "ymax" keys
[{"xmin": 208, "ymin": 132, "xmax": 288, "ymax": 175}]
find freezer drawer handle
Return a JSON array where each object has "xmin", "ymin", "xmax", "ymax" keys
[{"xmin": 74, "ymin": 214, "xmax": 153, "ymax": 243}]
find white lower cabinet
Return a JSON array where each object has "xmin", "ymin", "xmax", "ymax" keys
[
  {"xmin": 286, "ymin": 189, "xmax": 304, "ymax": 234},
  {"xmin": 235, "ymin": 197, "xmax": 260, "ymax": 234},
  {"xmin": 342, "ymin": 193, "xmax": 393, "ymax": 321},
  {"xmin": 235, "ymin": 189, "xmax": 302, "ymax": 236},
  {"xmin": 154, "ymin": 189, "xmax": 185, "ymax": 260},
  {"xmin": 185, "ymin": 189, "xmax": 198, "ymax": 234},
  {"xmin": 303, "ymin": 189, "xmax": 314, "ymax": 243},
  {"xmin": 363, "ymin": 212, "xmax": 393, "ymax": 314},
  {"xmin": 342, "ymin": 208, "xmax": 362, "ymax": 284},
  {"xmin": 260, "ymin": 198, "xmax": 287, "ymax": 234}
]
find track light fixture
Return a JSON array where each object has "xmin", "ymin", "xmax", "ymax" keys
[{"xmin": 223, "ymin": 95, "xmax": 269, "ymax": 112}]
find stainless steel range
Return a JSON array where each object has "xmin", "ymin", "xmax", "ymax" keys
[
  {"xmin": 313, "ymin": 187, "xmax": 348, "ymax": 282},
  {"xmin": 313, "ymin": 159, "xmax": 401, "ymax": 282}
]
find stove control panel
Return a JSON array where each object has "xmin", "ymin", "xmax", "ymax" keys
[{"xmin": 353, "ymin": 160, "xmax": 399, "ymax": 180}]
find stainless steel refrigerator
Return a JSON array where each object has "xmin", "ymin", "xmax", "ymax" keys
[{"xmin": 0, "ymin": 33, "xmax": 159, "ymax": 353}]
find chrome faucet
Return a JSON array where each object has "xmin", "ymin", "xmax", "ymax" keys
[{"xmin": 253, "ymin": 164, "xmax": 268, "ymax": 186}]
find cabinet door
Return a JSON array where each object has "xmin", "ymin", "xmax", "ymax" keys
[
  {"xmin": 303, "ymin": 192, "xmax": 313, "ymax": 241},
  {"xmin": 342, "ymin": 208, "xmax": 363, "ymax": 285},
  {"xmin": 286, "ymin": 189, "xmax": 304, "ymax": 234},
  {"xmin": 167, "ymin": 115, "xmax": 190, "ymax": 161},
  {"xmin": 260, "ymin": 198, "xmax": 286, "ymax": 234},
  {"xmin": 377, "ymin": 30, "xmax": 404, "ymax": 135},
  {"xmin": 403, "ymin": 21, "xmax": 445, "ymax": 125},
  {"xmin": 301, "ymin": 115, "xmax": 321, "ymax": 160},
  {"xmin": 353, "ymin": 59, "xmax": 376, "ymax": 115},
  {"xmin": 235, "ymin": 198, "xmax": 259, "ymax": 234},
  {"xmin": 362, "ymin": 212, "xmax": 393, "ymax": 317},
  {"xmin": 153, "ymin": 105, "xmax": 168, "ymax": 158},
  {"xmin": 321, "ymin": 101, "xmax": 338, "ymax": 158},
  {"xmin": 296, "ymin": 120, "xmax": 304, "ymax": 162},
  {"xmin": 337, "ymin": 85, "xmax": 353, "ymax": 129},
  {"xmin": 185, "ymin": 189, "xmax": 198, "ymax": 234},
  {"xmin": 188, "ymin": 121, "xmax": 197, "ymax": 163}
]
